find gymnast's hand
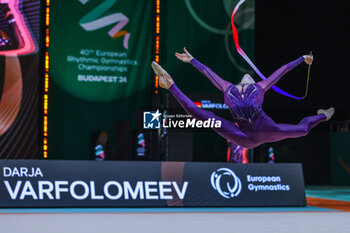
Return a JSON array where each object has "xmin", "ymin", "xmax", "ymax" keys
[
  {"xmin": 175, "ymin": 47, "xmax": 193, "ymax": 63},
  {"xmin": 303, "ymin": 54, "xmax": 313, "ymax": 65}
]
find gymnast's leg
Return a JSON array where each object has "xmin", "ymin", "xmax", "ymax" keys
[
  {"xmin": 257, "ymin": 108, "xmax": 334, "ymax": 142},
  {"xmin": 151, "ymin": 62, "xmax": 255, "ymax": 148}
]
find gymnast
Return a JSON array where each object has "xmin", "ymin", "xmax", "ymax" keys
[{"xmin": 151, "ymin": 48, "xmax": 334, "ymax": 149}]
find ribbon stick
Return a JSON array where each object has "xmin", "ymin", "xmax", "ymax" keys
[{"xmin": 231, "ymin": 0, "xmax": 309, "ymax": 99}]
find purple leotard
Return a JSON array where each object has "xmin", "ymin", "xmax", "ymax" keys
[{"xmin": 169, "ymin": 57, "xmax": 326, "ymax": 148}]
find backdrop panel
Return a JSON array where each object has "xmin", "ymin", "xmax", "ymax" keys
[
  {"xmin": 165, "ymin": 0, "xmax": 255, "ymax": 92},
  {"xmin": 48, "ymin": 0, "xmax": 152, "ymax": 159}
]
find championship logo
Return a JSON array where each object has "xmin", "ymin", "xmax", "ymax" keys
[{"xmin": 78, "ymin": 0, "xmax": 130, "ymax": 49}]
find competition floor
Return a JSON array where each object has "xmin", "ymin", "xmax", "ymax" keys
[{"xmin": 1, "ymin": 186, "xmax": 349, "ymax": 233}]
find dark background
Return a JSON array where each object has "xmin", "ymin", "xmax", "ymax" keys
[{"xmin": 255, "ymin": 0, "xmax": 350, "ymax": 184}]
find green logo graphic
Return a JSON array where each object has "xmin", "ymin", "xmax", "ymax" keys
[{"xmin": 79, "ymin": 0, "xmax": 130, "ymax": 49}]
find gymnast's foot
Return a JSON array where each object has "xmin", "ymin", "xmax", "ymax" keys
[
  {"xmin": 317, "ymin": 107, "xmax": 335, "ymax": 121},
  {"xmin": 151, "ymin": 61, "xmax": 174, "ymax": 89}
]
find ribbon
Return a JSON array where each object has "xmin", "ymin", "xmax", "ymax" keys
[{"xmin": 231, "ymin": 0, "xmax": 309, "ymax": 99}]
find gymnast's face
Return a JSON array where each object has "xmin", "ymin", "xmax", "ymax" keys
[{"xmin": 240, "ymin": 74, "xmax": 255, "ymax": 84}]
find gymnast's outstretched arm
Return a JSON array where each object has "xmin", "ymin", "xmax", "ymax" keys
[
  {"xmin": 258, "ymin": 55, "xmax": 313, "ymax": 91},
  {"xmin": 175, "ymin": 48, "xmax": 232, "ymax": 92}
]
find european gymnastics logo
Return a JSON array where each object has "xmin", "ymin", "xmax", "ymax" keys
[{"xmin": 210, "ymin": 168, "xmax": 242, "ymax": 199}]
